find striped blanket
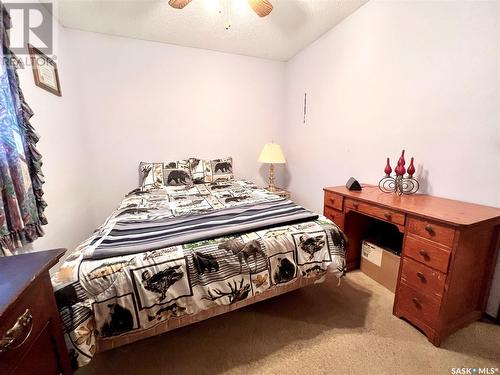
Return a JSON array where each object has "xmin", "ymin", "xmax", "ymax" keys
[{"xmin": 90, "ymin": 200, "xmax": 318, "ymax": 259}]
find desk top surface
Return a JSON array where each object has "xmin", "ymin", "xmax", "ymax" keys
[
  {"xmin": 0, "ymin": 249, "xmax": 65, "ymax": 317},
  {"xmin": 324, "ymin": 185, "xmax": 500, "ymax": 226}
]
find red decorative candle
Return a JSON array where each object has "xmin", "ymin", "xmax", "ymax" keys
[
  {"xmin": 395, "ymin": 163, "xmax": 405, "ymax": 176},
  {"xmin": 397, "ymin": 149, "xmax": 406, "ymax": 167},
  {"xmin": 407, "ymin": 157, "xmax": 415, "ymax": 176},
  {"xmin": 384, "ymin": 158, "xmax": 392, "ymax": 176}
]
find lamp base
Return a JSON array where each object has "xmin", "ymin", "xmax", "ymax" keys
[{"xmin": 267, "ymin": 164, "xmax": 276, "ymax": 192}]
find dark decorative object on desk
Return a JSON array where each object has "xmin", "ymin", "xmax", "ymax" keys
[
  {"xmin": 345, "ymin": 177, "xmax": 362, "ymax": 191},
  {"xmin": 379, "ymin": 150, "xmax": 419, "ymax": 196}
]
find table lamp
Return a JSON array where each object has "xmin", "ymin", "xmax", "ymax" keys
[{"xmin": 258, "ymin": 142, "xmax": 286, "ymax": 192}]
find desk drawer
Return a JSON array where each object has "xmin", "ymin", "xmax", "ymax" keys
[
  {"xmin": 396, "ymin": 282, "xmax": 441, "ymax": 326},
  {"xmin": 404, "ymin": 234, "xmax": 451, "ymax": 273},
  {"xmin": 345, "ymin": 198, "xmax": 405, "ymax": 226},
  {"xmin": 400, "ymin": 257, "xmax": 446, "ymax": 300},
  {"xmin": 323, "ymin": 206, "xmax": 345, "ymax": 229},
  {"xmin": 407, "ymin": 217, "xmax": 455, "ymax": 248},
  {"xmin": 324, "ymin": 192, "xmax": 343, "ymax": 211}
]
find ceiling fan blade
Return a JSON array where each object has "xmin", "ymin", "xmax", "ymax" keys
[
  {"xmin": 168, "ymin": 0, "xmax": 193, "ymax": 9},
  {"xmin": 247, "ymin": 0, "xmax": 273, "ymax": 17}
]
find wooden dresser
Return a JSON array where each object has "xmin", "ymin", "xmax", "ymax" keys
[
  {"xmin": 0, "ymin": 249, "xmax": 72, "ymax": 375},
  {"xmin": 323, "ymin": 185, "xmax": 500, "ymax": 346}
]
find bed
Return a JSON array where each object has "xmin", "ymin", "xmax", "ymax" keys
[{"xmin": 51, "ymin": 178, "xmax": 346, "ymax": 369}]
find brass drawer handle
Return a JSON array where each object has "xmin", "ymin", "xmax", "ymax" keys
[
  {"xmin": 411, "ymin": 297, "xmax": 422, "ymax": 308},
  {"xmin": 419, "ymin": 249, "xmax": 429, "ymax": 260},
  {"xmin": 383, "ymin": 212, "xmax": 392, "ymax": 220},
  {"xmin": 416, "ymin": 271, "xmax": 426, "ymax": 282},
  {"xmin": 0, "ymin": 309, "xmax": 33, "ymax": 353},
  {"xmin": 424, "ymin": 224, "xmax": 435, "ymax": 235},
  {"xmin": 352, "ymin": 202, "xmax": 359, "ymax": 209}
]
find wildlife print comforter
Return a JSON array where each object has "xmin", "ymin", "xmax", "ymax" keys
[{"xmin": 51, "ymin": 180, "xmax": 346, "ymax": 369}]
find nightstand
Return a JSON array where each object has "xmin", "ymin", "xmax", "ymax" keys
[
  {"xmin": 266, "ymin": 187, "xmax": 291, "ymax": 199},
  {"xmin": 0, "ymin": 249, "xmax": 72, "ymax": 375}
]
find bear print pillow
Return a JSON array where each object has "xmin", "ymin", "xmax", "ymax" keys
[
  {"xmin": 163, "ymin": 164, "xmax": 192, "ymax": 186},
  {"xmin": 209, "ymin": 158, "xmax": 233, "ymax": 182},
  {"xmin": 188, "ymin": 158, "xmax": 206, "ymax": 184},
  {"xmin": 189, "ymin": 157, "xmax": 233, "ymax": 183},
  {"xmin": 140, "ymin": 162, "xmax": 163, "ymax": 189},
  {"xmin": 140, "ymin": 160, "xmax": 192, "ymax": 188}
]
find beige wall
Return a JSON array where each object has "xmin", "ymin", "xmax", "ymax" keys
[
  {"xmin": 45, "ymin": 28, "xmax": 286, "ymax": 226},
  {"xmin": 16, "ymin": 21, "xmax": 95, "ymax": 254}
]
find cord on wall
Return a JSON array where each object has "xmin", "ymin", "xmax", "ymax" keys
[{"xmin": 303, "ymin": 92, "xmax": 307, "ymax": 124}]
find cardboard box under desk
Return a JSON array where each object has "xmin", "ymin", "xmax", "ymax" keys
[{"xmin": 360, "ymin": 239, "xmax": 400, "ymax": 293}]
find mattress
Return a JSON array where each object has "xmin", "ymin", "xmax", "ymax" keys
[{"xmin": 51, "ymin": 180, "xmax": 346, "ymax": 368}]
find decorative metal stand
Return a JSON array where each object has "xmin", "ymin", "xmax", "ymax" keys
[
  {"xmin": 378, "ymin": 174, "xmax": 419, "ymax": 195},
  {"xmin": 378, "ymin": 150, "xmax": 419, "ymax": 196}
]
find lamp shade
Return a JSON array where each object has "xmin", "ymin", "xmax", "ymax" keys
[{"xmin": 258, "ymin": 143, "xmax": 286, "ymax": 164}]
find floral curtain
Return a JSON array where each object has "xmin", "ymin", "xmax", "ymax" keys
[{"xmin": 0, "ymin": 4, "xmax": 47, "ymax": 255}]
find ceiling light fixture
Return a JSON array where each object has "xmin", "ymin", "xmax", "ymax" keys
[{"xmin": 168, "ymin": 0, "xmax": 274, "ymax": 20}]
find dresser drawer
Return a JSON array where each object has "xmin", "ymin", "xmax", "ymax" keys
[
  {"xmin": 323, "ymin": 206, "xmax": 345, "ymax": 229},
  {"xmin": 0, "ymin": 277, "xmax": 52, "ymax": 373},
  {"xmin": 407, "ymin": 217, "xmax": 455, "ymax": 248},
  {"xmin": 396, "ymin": 282, "xmax": 441, "ymax": 326},
  {"xmin": 324, "ymin": 192, "xmax": 343, "ymax": 211},
  {"xmin": 345, "ymin": 198, "xmax": 405, "ymax": 226},
  {"xmin": 404, "ymin": 234, "xmax": 451, "ymax": 273},
  {"xmin": 11, "ymin": 322, "xmax": 62, "ymax": 375},
  {"xmin": 0, "ymin": 250, "xmax": 71, "ymax": 375},
  {"xmin": 400, "ymin": 257, "xmax": 446, "ymax": 300}
]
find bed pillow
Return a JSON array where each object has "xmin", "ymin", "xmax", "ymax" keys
[
  {"xmin": 140, "ymin": 160, "xmax": 192, "ymax": 188},
  {"xmin": 189, "ymin": 157, "xmax": 233, "ymax": 183}
]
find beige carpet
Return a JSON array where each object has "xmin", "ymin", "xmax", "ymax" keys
[{"xmin": 76, "ymin": 271, "xmax": 500, "ymax": 375}]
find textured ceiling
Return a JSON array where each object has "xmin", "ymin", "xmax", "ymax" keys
[{"xmin": 53, "ymin": 0, "xmax": 368, "ymax": 61}]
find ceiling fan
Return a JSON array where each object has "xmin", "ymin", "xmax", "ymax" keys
[{"xmin": 168, "ymin": 0, "xmax": 273, "ymax": 17}]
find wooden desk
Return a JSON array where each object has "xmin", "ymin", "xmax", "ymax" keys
[
  {"xmin": 0, "ymin": 249, "xmax": 72, "ymax": 375},
  {"xmin": 323, "ymin": 185, "xmax": 500, "ymax": 346}
]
